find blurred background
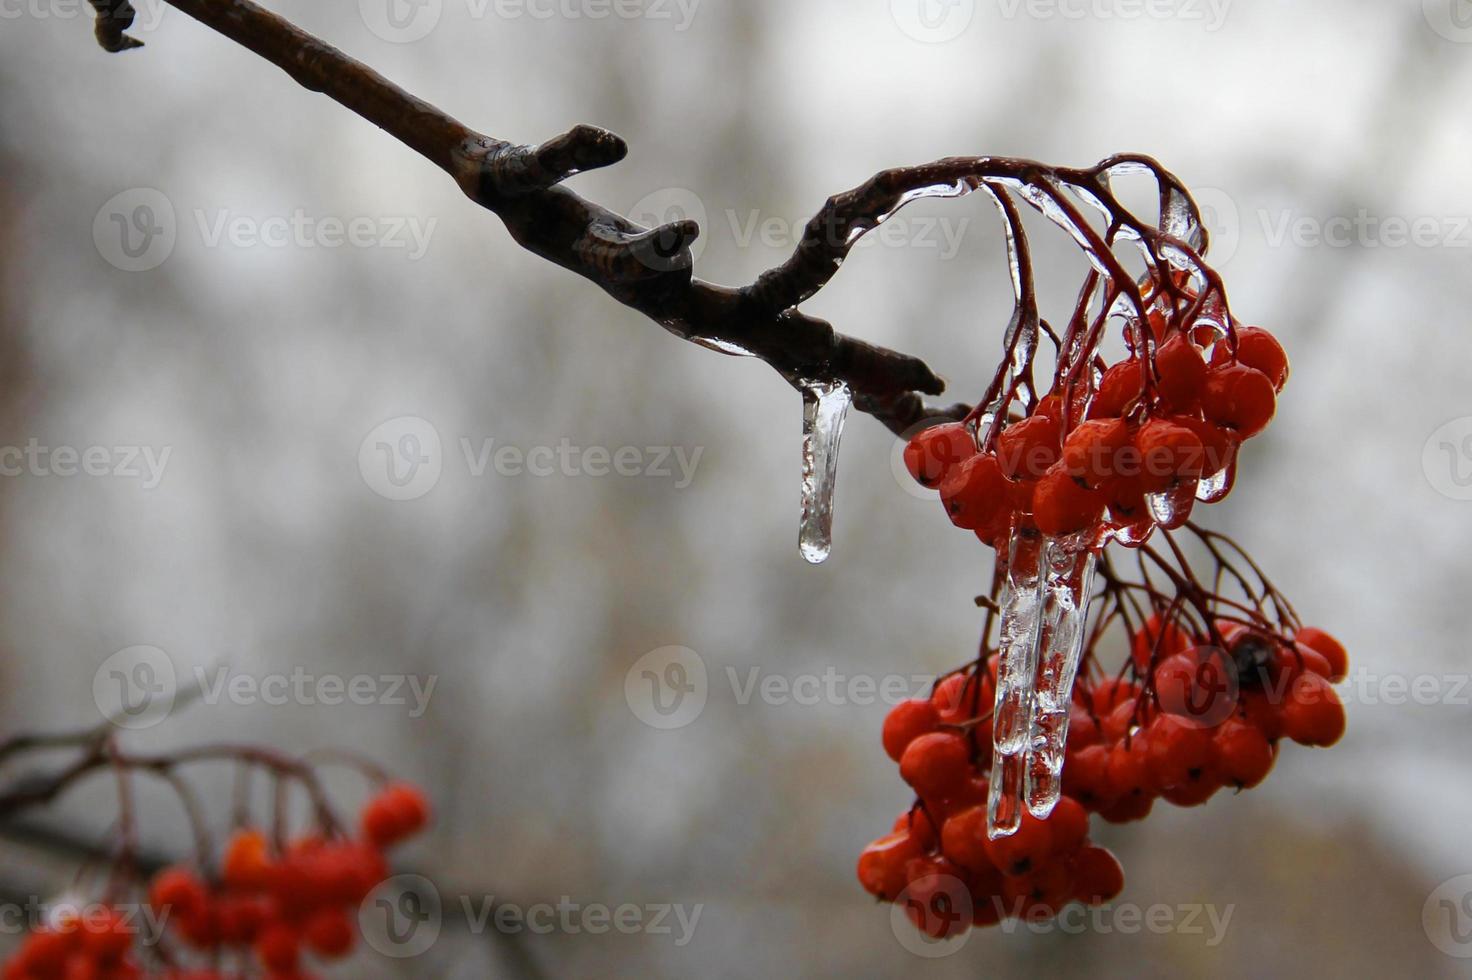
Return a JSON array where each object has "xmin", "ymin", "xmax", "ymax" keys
[{"xmin": 1, "ymin": 0, "xmax": 1470, "ymax": 976}]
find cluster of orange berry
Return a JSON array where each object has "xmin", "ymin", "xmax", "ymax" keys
[
  {"xmin": 858, "ymin": 614, "xmax": 1348, "ymax": 938},
  {"xmin": 1065, "ymin": 617, "xmax": 1348, "ymax": 819},
  {"xmin": 3, "ymin": 783, "xmax": 429, "ymax": 979},
  {"xmin": 859, "ymin": 672, "xmax": 1123, "ymax": 936},
  {"xmin": 905, "ymin": 324, "xmax": 1290, "ymax": 548}
]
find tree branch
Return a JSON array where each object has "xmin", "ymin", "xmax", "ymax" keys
[{"xmin": 87, "ymin": 0, "xmax": 968, "ymax": 434}]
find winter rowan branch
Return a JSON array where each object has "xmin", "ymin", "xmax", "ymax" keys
[{"xmin": 82, "ymin": 0, "xmax": 974, "ymax": 434}]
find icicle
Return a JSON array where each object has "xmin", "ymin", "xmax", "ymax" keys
[
  {"xmin": 987, "ymin": 525, "xmax": 1046, "ymax": 839},
  {"xmin": 798, "ymin": 381, "xmax": 852, "ymax": 565},
  {"xmin": 1024, "ymin": 534, "xmax": 1098, "ymax": 817}
]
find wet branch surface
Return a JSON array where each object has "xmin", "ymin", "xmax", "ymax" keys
[{"xmin": 86, "ymin": 0, "xmax": 979, "ymax": 434}]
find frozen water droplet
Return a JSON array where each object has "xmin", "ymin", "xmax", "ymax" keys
[
  {"xmin": 798, "ymin": 381, "xmax": 852, "ymax": 565},
  {"xmin": 1197, "ymin": 462, "xmax": 1236, "ymax": 504},
  {"xmin": 1197, "ymin": 468, "xmax": 1228, "ymax": 502},
  {"xmin": 1025, "ymin": 535, "xmax": 1098, "ymax": 817},
  {"xmin": 987, "ymin": 525, "xmax": 1046, "ymax": 839},
  {"xmin": 1146, "ymin": 483, "xmax": 1197, "ymax": 530}
]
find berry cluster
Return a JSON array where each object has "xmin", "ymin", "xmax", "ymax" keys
[
  {"xmin": 860, "ymin": 672, "xmax": 1125, "ymax": 935},
  {"xmin": 861, "ymin": 613, "xmax": 1347, "ymax": 937},
  {"xmin": 904, "ymin": 323, "xmax": 1289, "ymax": 548},
  {"xmin": 0, "ymin": 909, "xmax": 140, "ymax": 980},
  {"xmin": 3, "ymin": 783, "xmax": 429, "ymax": 980},
  {"xmin": 1065, "ymin": 619, "xmax": 1347, "ymax": 821}
]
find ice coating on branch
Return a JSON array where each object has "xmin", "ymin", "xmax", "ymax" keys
[
  {"xmin": 691, "ymin": 336, "xmax": 756, "ymax": 358},
  {"xmin": 844, "ymin": 180, "xmax": 976, "ymax": 246},
  {"xmin": 1025, "ymin": 535, "xmax": 1098, "ymax": 817},
  {"xmin": 1161, "ymin": 186, "xmax": 1206, "ymax": 252},
  {"xmin": 798, "ymin": 381, "xmax": 852, "ymax": 565},
  {"xmin": 994, "ymin": 178, "xmax": 1115, "ymax": 280},
  {"xmin": 987, "ymin": 526, "xmax": 1046, "ymax": 839}
]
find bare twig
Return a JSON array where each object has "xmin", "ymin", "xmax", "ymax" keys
[{"xmin": 87, "ymin": 0, "xmax": 962, "ymax": 434}]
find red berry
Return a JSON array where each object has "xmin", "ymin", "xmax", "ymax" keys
[
  {"xmin": 148, "ymin": 867, "xmax": 208, "ymax": 919},
  {"xmin": 1172, "ymin": 415, "xmax": 1238, "ymax": 483},
  {"xmin": 1045, "ymin": 796, "xmax": 1089, "ymax": 857},
  {"xmin": 984, "ymin": 811, "xmax": 1053, "ymax": 877},
  {"xmin": 969, "ymin": 863, "xmax": 1009, "ymax": 928},
  {"xmin": 1280, "ymin": 673, "xmax": 1347, "ymax": 747},
  {"xmin": 1106, "ymin": 478, "xmax": 1153, "ymax": 538},
  {"xmin": 1100, "ymin": 699, "xmax": 1152, "ymax": 743},
  {"xmin": 893, "ymin": 807, "xmax": 941, "ymax": 849},
  {"xmin": 1062, "ymin": 743, "xmax": 1115, "ymax": 811},
  {"xmin": 1214, "ymin": 718, "xmax": 1275, "ymax": 789},
  {"xmin": 1032, "ymin": 465, "xmax": 1106, "ymax": 536},
  {"xmin": 1160, "ymin": 766, "xmax": 1224, "ymax": 807},
  {"xmin": 1275, "ymin": 642, "xmax": 1333, "ymax": 682},
  {"xmin": 1154, "ymin": 648, "xmax": 1238, "ymax": 729},
  {"xmin": 1072, "ymin": 845, "xmax": 1125, "ymax": 905},
  {"xmin": 79, "ymin": 909, "xmax": 132, "ymax": 961},
  {"xmin": 1134, "ymin": 419, "xmax": 1205, "ymax": 494},
  {"xmin": 1084, "ymin": 677, "xmax": 1142, "ymax": 715},
  {"xmin": 899, "ymin": 733, "xmax": 972, "ymax": 798},
  {"xmin": 940, "ymin": 805, "xmax": 994, "ymax": 874},
  {"xmin": 932, "ymin": 672, "xmax": 987, "ymax": 724},
  {"xmin": 214, "ymin": 894, "xmax": 271, "ymax": 945},
  {"xmin": 222, "ymin": 828, "xmax": 275, "ymax": 892},
  {"xmin": 1154, "ymin": 334, "xmax": 1209, "ymax": 411},
  {"xmin": 1104, "ymin": 737, "xmax": 1153, "ymax": 803},
  {"xmin": 904, "ymin": 423, "xmax": 975, "ymax": 489},
  {"xmin": 1130, "ymin": 612, "xmax": 1194, "ymax": 672},
  {"xmin": 1090, "ymin": 361, "xmax": 1145, "ymax": 419},
  {"xmin": 362, "ymin": 783, "xmax": 431, "ymax": 848},
  {"xmin": 303, "ymin": 908, "xmax": 355, "ymax": 959},
  {"xmin": 1144, "ymin": 715, "xmax": 1219, "ymax": 792},
  {"xmin": 1001, "ymin": 861, "xmax": 1074, "ymax": 920},
  {"xmin": 938, "ymin": 453, "xmax": 1009, "ymax": 531},
  {"xmin": 997, "ymin": 414, "xmax": 1062, "ymax": 481},
  {"xmin": 882, "ymin": 699, "xmax": 940, "ymax": 763},
  {"xmin": 1238, "ymin": 688, "xmax": 1285, "ymax": 742},
  {"xmin": 1202, "ymin": 364, "xmax": 1277, "ymax": 438},
  {"xmin": 902, "ymin": 858, "xmax": 973, "ymax": 939},
  {"xmin": 1214, "ymin": 326, "xmax": 1289, "ymax": 391},
  {"xmin": 254, "ymin": 923, "xmax": 300, "ymax": 973},
  {"xmin": 1061, "ymin": 418, "xmax": 1132, "ymax": 490},
  {"xmin": 1067, "ymin": 707, "xmax": 1100, "ymax": 753},
  {"xmin": 857, "ymin": 831, "xmax": 923, "ymax": 901},
  {"xmin": 1294, "ymin": 627, "xmax": 1348, "ymax": 682}
]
